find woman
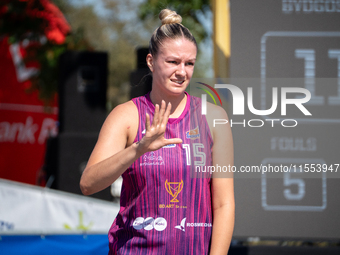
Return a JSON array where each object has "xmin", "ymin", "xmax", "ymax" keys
[{"xmin": 80, "ymin": 9, "xmax": 234, "ymax": 254}]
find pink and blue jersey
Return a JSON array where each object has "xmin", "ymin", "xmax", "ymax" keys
[{"xmin": 109, "ymin": 92, "xmax": 213, "ymax": 254}]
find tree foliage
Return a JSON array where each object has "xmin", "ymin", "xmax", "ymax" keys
[
  {"xmin": 0, "ymin": 0, "xmax": 92, "ymax": 105},
  {"xmin": 0, "ymin": 0, "xmax": 212, "ymax": 106},
  {"xmin": 62, "ymin": 0, "xmax": 143, "ymax": 107}
]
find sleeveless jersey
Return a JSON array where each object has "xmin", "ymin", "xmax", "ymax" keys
[{"xmin": 108, "ymin": 92, "xmax": 213, "ymax": 255}]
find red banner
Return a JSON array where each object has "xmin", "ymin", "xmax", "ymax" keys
[
  {"xmin": 0, "ymin": 0, "xmax": 70, "ymax": 185},
  {"xmin": 0, "ymin": 38, "xmax": 58, "ymax": 185}
]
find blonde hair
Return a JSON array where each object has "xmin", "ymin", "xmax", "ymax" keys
[{"xmin": 149, "ymin": 9, "xmax": 197, "ymax": 57}]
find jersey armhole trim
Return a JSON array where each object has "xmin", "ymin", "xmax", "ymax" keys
[{"xmin": 130, "ymin": 98, "xmax": 140, "ymax": 144}]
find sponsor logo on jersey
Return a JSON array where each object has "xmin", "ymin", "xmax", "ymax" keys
[
  {"xmin": 158, "ymin": 204, "xmax": 187, "ymax": 209},
  {"xmin": 186, "ymin": 126, "xmax": 200, "ymax": 139},
  {"xmin": 165, "ymin": 179, "xmax": 183, "ymax": 203},
  {"xmin": 159, "ymin": 180, "xmax": 187, "ymax": 209},
  {"xmin": 175, "ymin": 217, "xmax": 186, "ymax": 232},
  {"xmin": 140, "ymin": 152, "xmax": 164, "ymax": 166},
  {"xmin": 175, "ymin": 217, "xmax": 212, "ymax": 232},
  {"xmin": 163, "ymin": 143, "xmax": 176, "ymax": 148},
  {"xmin": 132, "ymin": 217, "xmax": 167, "ymax": 231}
]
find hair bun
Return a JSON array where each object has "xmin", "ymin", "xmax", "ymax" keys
[{"xmin": 159, "ymin": 9, "xmax": 182, "ymax": 25}]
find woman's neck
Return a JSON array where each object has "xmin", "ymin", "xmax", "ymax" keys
[{"xmin": 149, "ymin": 90, "xmax": 187, "ymax": 118}]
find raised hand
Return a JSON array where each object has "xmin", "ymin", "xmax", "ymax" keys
[{"xmin": 137, "ymin": 100, "xmax": 183, "ymax": 154}]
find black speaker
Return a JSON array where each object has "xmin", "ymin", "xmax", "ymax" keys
[
  {"xmin": 130, "ymin": 47, "xmax": 151, "ymax": 99},
  {"xmin": 55, "ymin": 132, "xmax": 112, "ymax": 201},
  {"xmin": 43, "ymin": 136, "xmax": 59, "ymax": 189},
  {"xmin": 130, "ymin": 69, "xmax": 151, "ymax": 99},
  {"xmin": 136, "ymin": 47, "xmax": 149, "ymax": 69},
  {"xmin": 58, "ymin": 51, "xmax": 108, "ymax": 133}
]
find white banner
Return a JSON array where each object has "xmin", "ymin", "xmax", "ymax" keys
[{"xmin": 0, "ymin": 179, "xmax": 119, "ymax": 234}]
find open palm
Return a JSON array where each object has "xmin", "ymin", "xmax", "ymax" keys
[{"xmin": 138, "ymin": 100, "xmax": 182, "ymax": 153}]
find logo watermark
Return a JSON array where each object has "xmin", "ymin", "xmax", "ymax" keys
[{"xmin": 196, "ymin": 81, "xmax": 312, "ymax": 127}]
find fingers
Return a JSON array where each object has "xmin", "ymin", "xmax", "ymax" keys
[
  {"xmin": 142, "ymin": 101, "xmax": 182, "ymax": 152},
  {"xmin": 151, "ymin": 104, "xmax": 160, "ymax": 127},
  {"xmin": 158, "ymin": 100, "xmax": 166, "ymax": 124},
  {"xmin": 165, "ymin": 138, "xmax": 183, "ymax": 145},
  {"xmin": 148, "ymin": 101, "xmax": 171, "ymax": 133},
  {"xmin": 152, "ymin": 101, "xmax": 169, "ymax": 128},
  {"xmin": 145, "ymin": 113, "xmax": 150, "ymax": 131},
  {"xmin": 161, "ymin": 102, "xmax": 172, "ymax": 126}
]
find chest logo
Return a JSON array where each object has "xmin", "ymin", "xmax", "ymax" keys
[
  {"xmin": 140, "ymin": 152, "xmax": 164, "ymax": 166},
  {"xmin": 175, "ymin": 218, "xmax": 186, "ymax": 232},
  {"xmin": 165, "ymin": 179, "xmax": 183, "ymax": 203},
  {"xmin": 186, "ymin": 126, "xmax": 200, "ymax": 139}
]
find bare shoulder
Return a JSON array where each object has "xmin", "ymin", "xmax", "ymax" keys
[
  {"xmin": 101, "ymin": 100, "xmax": 139, "ymax": 146},
  {"xmin": 86, "ymin": 100, "xmax": 138, "ymax": 167},
  {"xmin": 206, "ymin": 102, "xmax": 229, "ymax": 120},
  {"xmin": 102, "ymin": 100, "xmax": 138, "ymax": 132},
  {"xmin": 205, "ymin": 103, "xmax": 234, "ymax": 179},
  {"xmin": 204, "ymin": 102, "xmax": 230, "ymax": 141}
]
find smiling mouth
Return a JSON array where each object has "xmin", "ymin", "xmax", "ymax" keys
[{"xmin": 171, "ymin": 79, "xmax": 185, "ymax": 84}]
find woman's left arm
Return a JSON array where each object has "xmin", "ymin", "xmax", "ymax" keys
[{"xmin": 206, "ymin": 104, "xmax": 235, "ymax": 255}]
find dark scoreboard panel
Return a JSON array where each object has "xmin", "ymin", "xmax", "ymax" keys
[{"xmin": 230, "ymin": 0, "xmax": 340, "ymax": 239}]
